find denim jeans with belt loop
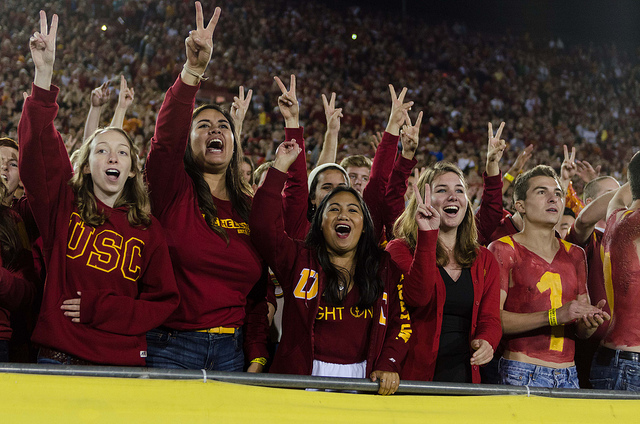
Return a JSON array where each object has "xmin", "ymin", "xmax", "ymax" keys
[
  {"xmin": 499, "ymin": 357, "xmax": 579, "ymax": 388},
  {"xmin": 590, "ymin": 346, "xmax": 640, "ymax": 391},
  {"xmin": 145, "ymin": 327, "xmax": 244, "ymax": 371}
]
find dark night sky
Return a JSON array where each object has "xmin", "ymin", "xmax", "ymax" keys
[{"xmin": 318, "ymin": 0, "xmax": 640, "ymax": 50}]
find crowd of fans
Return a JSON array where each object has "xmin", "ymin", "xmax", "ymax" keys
[
  {"xmin": 3, "ymin": 0, "xmax": 640, "ymax": 392},
  {"xmin": 2, "ymin": 0, "xmax": 640, "ymax": 207}
]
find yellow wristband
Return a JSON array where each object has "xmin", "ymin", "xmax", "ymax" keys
[
  {"xmin": 548, "ymin": 308, "xmax": 558, "ymax": 327},
  {"xmin": 504, "ymin": 173, "xmax": 515, "ymax": 183},
  {"xmin": 250, "ymin": 357, "xmax": 267, "ymax": 367}
]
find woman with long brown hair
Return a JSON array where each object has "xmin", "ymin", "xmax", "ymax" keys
[
  {"xmin": 18, "ymin": 10, "xmax": 179, "ymax": 365},
  {"xmin": 387, "ymin": 161, "xmax": 502, "ymax": 383}
]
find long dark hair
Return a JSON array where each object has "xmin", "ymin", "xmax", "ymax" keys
[
  {"xmin": 306, "ymin": 186, "xmax": 383, "ymax": 309},
  {"xmin": 184, "ymin": 104, "xmax": 252, "ymax": 242}
]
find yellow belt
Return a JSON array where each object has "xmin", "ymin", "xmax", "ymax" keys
[{"xmin": 195, "ymin": 326, "xmax": 236, "ymax": 334}]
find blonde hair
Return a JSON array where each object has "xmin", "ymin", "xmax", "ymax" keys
[
  {"xmin": 69, "ymin": 127, "xmax": 151, "ymax": 227},
  {"xmin": 393, "ymin": 161, "xmax": 478, "ymax": 267}
]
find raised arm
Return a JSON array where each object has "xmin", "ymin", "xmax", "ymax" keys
[
  {"xmin": 560, "ymin": 145, "xmax": 577, "ymax": 193},
  {"xmin": 316, "ymin": 92, "xmax": 343, "ymax": 166},
  {"xmin": 110, "ymin": 75, "xmax": 135, "ymax": 129},
  {"xmin": 383, "ymin": 112, "xmax": 422, "ymax": 236},
  {"xmin": 19, "ymin": 11, "xmax": 75, "ymax": 245},
  {"xmin": 145, "ymin": 3, "xmax": 220, "ymax": 212},
  {"xmin": 502, "ymin": 144, "xmax": 533, "ymax": 194},
  {"xmin": 363, "ymin": 85, "xmax": 414, "ymax": 239},
  {"xmin": 230, "ymin": 85, "xmax": 252, "ymax": 140},
  {"xmin": 274, "ymin": 75, "xmax": 309, "ymax": 240},
  {"xmin": 250, "ymin": 141, "xmax": 303, "ymax": 279},
  {"xmin": 386, "ymin": 180, "xmax": 441, "ymax": 307},
  {"xmin": 83, "ymin": 81, "xmax": 110, "ymax": 141},
  {"xmin": 607, "ymin": 182, "xmax": 632, "ymax": 221},
  {"xmin": 476, "ymin": 122, "xmax": 507, "ymax": 245},
  {"xmin": 572, "ymin": 187, "xmax": 619, "ymax": 245}
]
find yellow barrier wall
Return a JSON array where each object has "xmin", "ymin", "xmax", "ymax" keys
[{"xmin": 0, "ymin": 372, "xmax": 636, "ymax": 423}]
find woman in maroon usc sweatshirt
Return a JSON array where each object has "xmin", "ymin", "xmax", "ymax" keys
[
  {"xmin": 145, "ymin": 3, "xmax": 269, "ymax": 372},
  {"xmin": 250, "ymin": 140, "xmax": 412, "ymax": 395},
  {"xmin": 18, "ymin": 10, "xmax": 180, "ymax": 366}
]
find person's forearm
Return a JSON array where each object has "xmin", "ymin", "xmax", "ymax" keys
[
  {"xmin": 574, "ymin": 189, "xmax": 617, "ymax": 243},
  {"xmin": 501, "ymin": 309, "xmax": 550, "ymax": 335},
  {"xmin": 110, "ymin": 106, "xmax": 127, "ymax": 129},
  {"xmin": 317, "ymin": 129, "xmax": 337, "ymax": 166},
  {"xmin": 485, "ymin": 159, "xmax": 500, "ymax": 177},
  {"xmin": 83, "ymin": 105, "xmax": 103, "ymax": 141},
  {"xmin": 34, "ymin": 68, "xmax": 53, "ymax": 91}
]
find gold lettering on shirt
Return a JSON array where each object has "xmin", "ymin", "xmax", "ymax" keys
[
  {"xmin": 214, "ymin": 217, "xmax": 250, "ymax": 235},
  {"xmin": 67, "ymin": 212, "xmax": 144, "ymax": 281}
]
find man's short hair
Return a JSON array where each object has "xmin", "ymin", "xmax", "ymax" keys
[
  {"xmin": 582, "ymin": 176, "xmax": 617, "ymax": 202},
  {"xmin": 339, "ymin": 155, "xmax": 372, "ymax": 171},
  {"xmin": 513, "ymin": 165, "xmax": 563, "ymax": 202},
  {"xmin": 628, "ymin": 152, "xmax": 640, "ymax": 200}
]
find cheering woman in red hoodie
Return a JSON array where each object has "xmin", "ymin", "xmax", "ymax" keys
[{"xmin": 18, "ymin": 10, "xmax": 180, "ymax": 365}]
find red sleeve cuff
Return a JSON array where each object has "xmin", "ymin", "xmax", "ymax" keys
[
  {"xmin": 171, "ymin": 76, "xmax": 200, "ymax": 104},
  {"xmin": 483, "ymin": 171, "xmax": 503, "ymax": 189},
  {"xmin": 260, "ymin": 168, "xmax": 288, "ymax": 196},
  {"xmin": 31, "ymin": 83, "xmax": 60, "ymax": 103},
  {"xmin": 285, "ymin": 127, "xmax": 304, "ymax": 141},
  {"xmin": 416, "ymin": 229, "xmax": 438, "ymax": 252}
]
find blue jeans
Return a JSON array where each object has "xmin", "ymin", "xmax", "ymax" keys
[
  {"xmin": 590, "ymin": 347, "xmax": 640, "ymax": 391},
  {"xmin": 499, "ymin": 357, "xmax": 579, "ymax": 388},
  {"xmin": 145, "ymin": 327, "xmax": 244, "ymax": 371}
]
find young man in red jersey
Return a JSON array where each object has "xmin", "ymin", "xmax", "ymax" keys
[
  {"xmin": 591, "ymin": 152, "xmax": 640, "ymax": 391},
  {"xmin": 489, "ymin": 165, "xmax": 609, "ymax": 388}
]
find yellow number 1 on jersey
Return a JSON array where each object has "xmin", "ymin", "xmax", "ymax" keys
[{"xmin": 536, "ymin": 272, "xmax": 564, "ymax": 352}]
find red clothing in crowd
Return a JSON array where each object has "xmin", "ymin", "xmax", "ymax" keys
[
  {"xmin": 0, "ymin": 209, "xmax": 38, "ymax": 342},
  {"xmin": 145, "ymin": 77, "xmax": 269, "ymax": 362},
  {"xmin": 386, "ymin": 230, "xmax": 502, "ymax": 383},
  {"xmin": 565, "ymin": 227, "xmax": 610, "ymax": 339},
  {"xmin": 602, "ymin": 209, "xmax": 640, "ymax": 349},
  {"xmin": 251, "ymin": 168, "xmax": 411, "ymax": 376},
  {"xmin": 486, "ymin": 210, "xmax": 520, "ymax": 245},
  {"xmin": 284, "ymin": 129, "xmax": 409, "ymax": 241},
  {"xmin": 18, "ymin": 84, "xmax": 180, "ymax": 365},
  {"xmin": 488, "ymin": 236, "xmax": 587, "ymax": 364}
]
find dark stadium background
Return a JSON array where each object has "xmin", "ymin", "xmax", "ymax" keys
[{"xmin": 319, "ymin": 0, "xmax": 640, "ymax": 50}]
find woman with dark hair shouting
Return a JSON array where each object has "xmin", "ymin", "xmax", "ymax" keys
[
  {"xmin": 145, "ymin": 3, "xmax": 268, "ymax": 372},
  {"xmin": 250, "ymin": 140, "xmax": 411, "ymax": 395}
]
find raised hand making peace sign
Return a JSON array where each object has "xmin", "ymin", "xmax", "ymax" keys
[
  {"xmin": 30, "ymin": 10, "xmax": 58, "ymax": 90},
  {"xmin": 231, "ymin": 85, "xmax": 253, "ymax": 133},
  {"xmin": 274, "ymin": 75, "xmax": 299, "ymax": 128},
  {"xmin": 486, "ymin": 122, "xmax": 506, "ymax": 177},
  {"xmin": 182, "ymin": 2, "xmax": 221, "ymax": 85},
  {"xmin": 400, "ymin": 111, "xmax": 423, "ymax": 161},
  {"xmin": 413, "ymin": 169, "xmax": 441, "ymax": 231},
  {"xmin": 560, "ymin": 144, "xmax": 577, "ymax": 190},
  {"xmin": 386, "ymin": 85, "xmax": 414, "ymax": 136},
  {"xmin": 322, "ymin": 92, "xmax": 343, "ymax": 134}
]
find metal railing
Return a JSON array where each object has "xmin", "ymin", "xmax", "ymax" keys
[{"xmin": 1, "ymin": 363, "xmax": 639, "ymax": 400}]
